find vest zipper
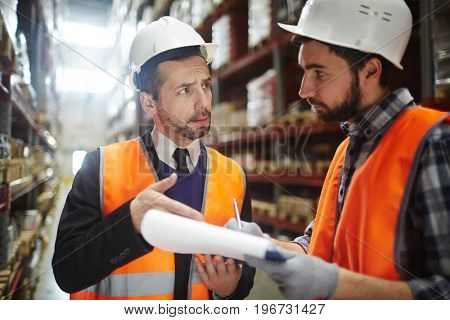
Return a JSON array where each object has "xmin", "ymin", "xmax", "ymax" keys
[{"xmin": 329, "ymin": 138, "xmax": 362, "ymax": 262}]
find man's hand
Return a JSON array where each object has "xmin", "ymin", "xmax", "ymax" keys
[
  {"xmin": 245, "ymin": 252, "xmax": 339, "ymax": 300},
  {"xmin": 224, "ymin": 218, "xmax": 269, "ymax": 238},
  {"xmin": 194, "ymin": 254, "xmax": 242, "ymax": 298},
  {"xmin": 130, "ymin": 173, "xmax": 203, "ymax": 232}
]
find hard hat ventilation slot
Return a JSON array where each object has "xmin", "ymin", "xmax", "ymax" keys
[
  {"xmin": 359, "ymin": 4, "xmax": 370, "ymax": 15},
  {"xmin": 382, "ymin": 12, "xmax": 392, "ymax": 22}
]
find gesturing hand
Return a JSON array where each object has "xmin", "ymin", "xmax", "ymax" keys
[{"xmin": 130, "ymin": 173, "xmax": 203, "ymax": 232}]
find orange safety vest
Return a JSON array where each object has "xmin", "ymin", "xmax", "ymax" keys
[
  {"xmin": 309, "ymin": 107, "xmax": 449, "ymax": 280},
  {"xmin": 71, "ymin": 138, "xmax": 246, "ymax": 299}
]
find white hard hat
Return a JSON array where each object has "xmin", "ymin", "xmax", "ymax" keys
[
  {"xmin": 278, "ymin": 0, "xmax": 412, "ymax": 69},
  {"xmin": 129, "ymin": 16, "xmax": 217, "ymax": 90}
]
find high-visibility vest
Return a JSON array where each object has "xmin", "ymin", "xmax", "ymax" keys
[
  {"xmin": 71, "ymin": 138, "xmax": 246, "ymax": 299},
  {"xmin": 309, "ymin": 107, "xmax": 449, "ymax": 280}
]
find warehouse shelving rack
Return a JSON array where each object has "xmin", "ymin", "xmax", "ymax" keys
[
  {"xmin": 0, "ymin": 1, "xmax": 59, "ymax": 300},
  {"xmin": 247, "ymin": 173, "xmax": 324, "ymax": 188},
  {"xmin": 209, "ymin": 122, "xmax": 340, "ymax": 148}
]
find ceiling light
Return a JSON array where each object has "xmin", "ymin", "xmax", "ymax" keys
[
  {"xmin": 59, "ymin": 69, "xmax": 116, "ymax": 94},
  {"xmin": 63, "ymin": 21, "xmax": 115, "ymax": 48}
]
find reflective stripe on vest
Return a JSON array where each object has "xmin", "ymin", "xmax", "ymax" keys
[
  {"xmin": 71, "ymin": 137, "xmax": 246, "ymax": 300},
  {"xmin": 309, "ymin": 107, "xmax": 449, "ymax": 280}
]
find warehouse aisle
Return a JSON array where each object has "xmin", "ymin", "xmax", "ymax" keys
[{"xmin": 33, "ymin": 185, "xmax": 70, "ymax": 300}]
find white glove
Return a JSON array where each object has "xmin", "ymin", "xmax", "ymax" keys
[
  {"xmin": 224, "ymin": 218, "xmax": 271, "ymax": 239},
  {"xmin": 245, "ymin": 252, "xmax": 339, "ymax": 300}
]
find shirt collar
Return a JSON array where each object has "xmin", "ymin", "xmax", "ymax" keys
[
  {"xmin": 340, "ymin": 88, "xmax": 415, "ymax": 138},
  {"xmin": 151, "ymin": 127, "xmax": 201, "ymax": 170}
]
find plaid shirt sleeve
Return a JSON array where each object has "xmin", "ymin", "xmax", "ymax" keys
[
  {"xmin": 293, "ymin": 220, "xmax": 314, "ymax": 252},
  {"xmin": 405, "ymin": 122, "xmax": 450, "ymax": 299}
]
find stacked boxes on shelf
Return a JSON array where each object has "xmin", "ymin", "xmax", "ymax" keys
[
  {"xmin": 13, "ymin": 32, "xmax": 34, "ymax": 108},
  {"xmin": 211, "ymin": 100, "xmax": 246, "ymax": 135},
  {"xmin": 276, "ymin": 110, "xmax": 317, "ymax": 126},
  {"xmin": 7, "ymin": 139, "xmax": 55, "ymax": 184},
  {"xmin": 279, "ymin": 143, "xmax": 334, "ymax": 176},
  {"xmin": 191, "ymin": 0, "xmax": 221, "ymax": 28},
  {"xmin": 7, "ymin": 139, "xmax": 30, "ymax": 183},
  {"xmin": 37, "ymin": 189, "xmax": 56, "ymax": 214},
  {"xmin": 29, "ymin": 146, "xmax": 45, "ymax": 177},
  {"xmin": 247, "ymin": 69, "xmax": 276, "ymax": 126},
  {"xmin": 252, "ymin": 199, "xmax": 277, "ymax": 218},
  {"xmin": 276, "ymin": 100, "xmax": 318, "ymax": 126},
  {"xmin": 278, "ymin": 195, "xmax": 315, "ymax": 224},
  {"xmin": 212, "ymin": 13, "xmax": 248, "ymax": 70},
  {"xmin": 248, "ymin": 0, "xmax": 272, "ymax": 48},
  {"xmin": 0, "ymin": 210, "xmax": 40, "ymax": 272},
  {"xmin": 169, "ymin": 0, "xmax": 225, "ymax": 28},
  {"xmin": 15, "ymin": 210, "xmax": 41, "ymax": 233},
  {"xmin": 5, "ymin": 160, "xmax": 29, "ymax": 184},
  {"xmin": 235, "ymin": 158, "xmax": 332, "ymax": 177},
  {"xmin": 231, "ymin": 152, "xmax": 258, "ymax": 173},
  {"xmin": 169, "ymin": 0, "xmax": 193, "ymax": 25},
  {"xmin": 211, "ymin": 15, "xmax": 229, "ymax": 69},
  {"xmin": 231, "ymin": 141, "xmax": 333, "ymax": 177}
]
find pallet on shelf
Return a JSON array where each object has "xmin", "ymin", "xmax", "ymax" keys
[
  {"xmin": 279, "ymin": 195, "xmax": 315, "ymax": 225},
  {"xmin": 252, "ymin": 199, "xmax": 277, "ymax": 218}
]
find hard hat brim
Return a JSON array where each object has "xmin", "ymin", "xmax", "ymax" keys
[
  {"xmin": 277, "ymin": 22, "xmax": 302, "ymax": 36},
  {"xmin": 277, "ymin": 23, "xmax": 403, "ymax": 70}
]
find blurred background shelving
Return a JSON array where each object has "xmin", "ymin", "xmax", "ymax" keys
[{"xmin": 0, "ymin": 0, "xmax": 60, "ymax": 300}]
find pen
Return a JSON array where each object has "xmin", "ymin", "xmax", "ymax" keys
[{"xmin": 233, "ymin": 198, "xmax": 242, "ymax": 229}]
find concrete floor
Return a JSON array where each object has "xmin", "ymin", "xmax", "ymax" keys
[
  {"xmin": 33, "ymin": 185, "xmax": 69, "ymax": 300},
  {"xmin": 32, "ymin": 184, "xmax": 283, "ymax": 300}
]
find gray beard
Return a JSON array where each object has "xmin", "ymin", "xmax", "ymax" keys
[{"xmin": 156, "ymin": 105, "xmax": 211, "ymax": 140}]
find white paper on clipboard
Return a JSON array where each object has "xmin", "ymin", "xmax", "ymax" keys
[{"xmin": 140, "ymin": 209, "xmax": 287, "ymax": 261}]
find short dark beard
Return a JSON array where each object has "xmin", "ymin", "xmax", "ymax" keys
[
  {"xmin": 310, "ymin": 74, "xmax": 361, "ymax": 123},
  {"xmin": 156, "ymin": 104, "xmax": 211, "ymax": 140}
]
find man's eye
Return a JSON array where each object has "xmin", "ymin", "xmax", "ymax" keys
[
  {"xmin": 203, "ymin": 82, "xmax": 211, "ymax": 90},
  {"xmin": 179, "ymin": 88, "xmax": 189, "ymax": 94},
  {"xmin": 316, "ymin": 70, "xmax": 325, "ymax": 78}
]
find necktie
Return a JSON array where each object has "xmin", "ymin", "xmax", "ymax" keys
[{"xmin": 172, "ymin": 148, "xmax": 190, "ymax": 174}]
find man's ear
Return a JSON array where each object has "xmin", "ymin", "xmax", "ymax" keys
[
  {"xmin": 140, "ymin": 91, "xmax": 157, "ymax": 116},
  {"xmin": 363, "ymin": 58, "xmax": 382, "ymax": 82}
]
